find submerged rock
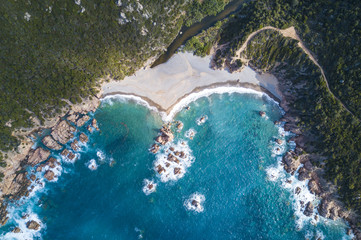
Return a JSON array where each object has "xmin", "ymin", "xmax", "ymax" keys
[
  {"xmin": 91, "ymin": 119, "xmax": 99, "ymax": 131},
  {"xmin": 41, "ymin": 135, "xmax": 62, "ymax": 150},
  {"xmin": 26, "ymin": 220, "xmax": 40, "ymax": 230},
  {"xmin": 51, "ymin": 120, "xmax": 76, "ymax": 145},
  {"xmin": 259, "ymin": 111, "xmax": 266, "ymax": 117},
  {"xmin": 26, "ymin": 147, "xmax": 50, "ymax": 166}
]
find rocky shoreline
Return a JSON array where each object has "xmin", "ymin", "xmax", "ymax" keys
[
  {"xmin": 0, "ymin": 96, "xmax": 101, "ymax": 231},
  {"xmin": 276, "ymin": 72, "xmax": 360, "ymax": 238}
]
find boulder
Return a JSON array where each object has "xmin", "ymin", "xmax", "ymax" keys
[
  {"xmin": 12, "ymin": 227, "xmax": 21, "ymax": 233},
  {"xmin": 71, "ymin": 140, "xmax": 80, "ymax": 151},
  {"xmin": 297, "ymin": 167, "xmax": 310, "ymax": 181},
  {"xmin": 41, "ymin": 136, "xmax": 62, "ymax": 150},
  {"xmin": 282, "ymin": 151, "xmax": 300, "ymax": 175},
  {"xmin": 259, "ymin": 111, "xmax": 266, "ymax": 117},
  {"xmin": 51, "ymin": 120, "xmax": 76, "ymax": 145},
  {"xmin": 68, "ymin": 152, "xmax": 76, "ymax": 161},
  {"xmin": 174, "ymin": 168, "xmax": 181, "ymax": 175},
  {"xmin": 295, "ymin": 187, "xmax": 301, "ymax": 195},
  {"xmin": 177, "ymin": 122, "xmax": 184, "ymax": 131},
  {"xmin": 156, "ymin": 165, "xmax": 165, "ymax": 174},
  {"xmin": 76, "ymin": 115, "xmax": 90, "ymax": 127},
  {"xmin": 276, "ymin": 139, "xmax": 283, "ymax": 145},
  {"xmin": 191, "ymin": 200, "xmax": 199, "ymax": 207},
  {"xmin": 150, "ymin": 144, "xmax": 160, "ymax": 154},
  {"xmin": 26, "ymin": 220, "xmax": 40, "ymax": 230},
  {"xmin": 79, "ymin": 133, "xmax": 88, "ymax": 143},
  {"xmin": 61, "ymin": 149, "xmax": 69, "ymax": 157},
  {"xmin": 91, "ymin": 119, "xmax": 99, "ymax": 131},
  {"xmin": 26, "ymin": 147, "xmax": 50, "ymax": 166},
  {"xmin": 308, "ymin": 179, "xmax": 322, "ymax": 195},
  {"xmin": 303, "ymin": 201, "xmax": 314, "ymax": 216},
  {"xmin": 44, "ymin": 170, "xmax": 55, "ymax": 181}
]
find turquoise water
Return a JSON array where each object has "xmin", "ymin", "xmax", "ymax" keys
[{"xmin": 1, "ymin": 92, "xmax": 351, "ymax": 239}]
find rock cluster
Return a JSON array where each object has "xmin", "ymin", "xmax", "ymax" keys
[
  {"xmin": 51, "ymin": 120, "xmax": 76, "ymax": 145},
  {"xmin": 41, "ymin": 136, "xmax": 62, "ymax": 150},
  {"xmin": 76, "ymin": 115, "xmax": 90, "ymax": 127},
  {"xmin": 155, "ymin": 125, "xmax": 174, "ymax": 145}
]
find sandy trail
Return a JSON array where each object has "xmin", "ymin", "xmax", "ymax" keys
[{"xmin": 234, "ymin": 26, "xmax": 357, "ymax": 119}]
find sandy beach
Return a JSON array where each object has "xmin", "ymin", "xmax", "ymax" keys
[{"xmin": 102, "ymin": 52, "xmax": 281, "ymax": 113}]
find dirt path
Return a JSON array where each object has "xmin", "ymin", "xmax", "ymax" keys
[{"xmin": 234, "ymin": 26, "xmax": 358, "ymax": 119}]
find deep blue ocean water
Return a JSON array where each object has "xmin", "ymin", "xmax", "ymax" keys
[{"xmin": 1, "ymin": 91, "xmax": 351, "ymax": 239}]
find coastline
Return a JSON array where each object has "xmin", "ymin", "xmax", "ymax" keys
[{"xmin": 0, "ymin": 51, "xmax": 358, "ymax": 238}]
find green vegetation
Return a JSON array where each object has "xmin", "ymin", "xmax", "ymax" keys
[
  {"xmin": 0, "ymin": 0, "xmax": 227, "ymax": 158},
  {"xmin": 183, "ymin": 19, "xmax": 227, "ymax": 57},
  {"xmin": 185, "ymin": 0, "xmax": 230, "ymax": 27}
]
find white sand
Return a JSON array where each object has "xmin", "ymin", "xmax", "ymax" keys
[{"xmin": 102, "ymin": 52, "xmax": 281, "ymax": 112}]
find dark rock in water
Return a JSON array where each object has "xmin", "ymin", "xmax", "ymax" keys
[
  {"xmin": 26, "ymin": 147, "xmax": 50, "ymax": 167},
  {"xmin": 12, "ymin": 227, "xmax": 21, "ymax": 233},
  {"xmin": 148, "ymin": 184, "xmax": 154, "ymax": 190},
  {"xmin": 68, "ymin": 152, "xmax": 76, "ymax": 161},
  {"xmin": 26, "ymin": 220, "xmax": 40, "ymax": 230},
  {"xmin": 179, "ymin": 152, "xmax": 186, "ymax": 159},
  {"xmin": 297, "ymin": 167, "xmax": 310, "ymax": 181},
  {"xmin": 71, "ymin": 140, "xmax": 80, "ymax": 151},
  {"xmin": 185, "ymin": 106, "xmax": 190, "ymax": 110},
  {"xmin": 177, "ymin": 122, "xmax": 184, "ymax": 130},
  {"xmin": 44, "ymin": 170, "xmax": 55, "ymax": 181},
  {"xmin": 0, "ymin": 202, "xmax": 9, "ymax": 226},
  {"xmin": 286, "ymin": 179, "xmax": 292, "ymax": 184},
  {"xmin": 276, "ymin": 139, "xmax": 283, "ymax": 145},
  {"xmin": 79, "ymin": 133, "xmax": 89, "ymax": 143},
  {"xmin": 150, "ymin": 144, "xmax": 160, "ymax": 154},
  {"xmin": 174, "ymin": 151, "xmax": 180, "ymax": 156},
  {"xmin": 51, "ymin": 120, "xmax": 76, "ymax": 145},
  {"xmin": 347, "ymin": 228, "xmax": 352, "ymax": 235},
  {"xmin": 156, "ymin": 165, "xmax": 165, "ymax": 174},
  {"xmin": 304, "ymin": 201, "xmax": 314, "ymax": 216},
  {"xmin": 30, "ymin": 175, "xmax": 36, "ymax": 181},
  {"xmin": 274, "ymin": 121, "xmax": 281, "ymax": 125},
  {"xmin": 61, "ymin": 149, "xmax": 69, "ymax": 157},
  {"xmin": 42, "ymin": 135, "xmax": 62, "ymax": 150},
  {"xmin": 174, "ymin": 168, "xmax": 181, "ymax": 175},
  {"xmin": 259, "ymin": 111, "xmax": 266, "ymax": 117},
  {"xmin": 36, "ymin": 165, "xmax": 43, "ymax": 172},
  {"xmin": 169, "ymin": 147, "xmax": 175, "ymax": 152},
  {"xmin": 295, "ymin": 187, "xmax": 301, "ymax": 195},
  {"xmin": 76, "ymin": 115, "xmax": 90, "ymax": 127},
  {"xmin": 165, "ymin": 162, "xmax": 170, "ymax": 168},
  {"xmin": 314, "ymin": 214, "xmax": 318, "ymax": 221},
  {"xmin": 191, "ymin": 200, "xmax": 199, "ymax": 207}
]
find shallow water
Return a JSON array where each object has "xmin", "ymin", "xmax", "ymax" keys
[{"xmin": 1, "ymin": 92, "xmax": 351, "ymax": 239}]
